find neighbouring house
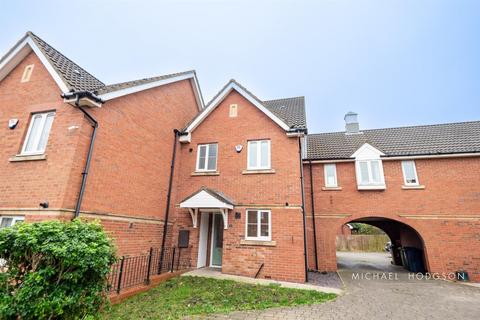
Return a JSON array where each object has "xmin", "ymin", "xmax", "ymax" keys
[
  {"xmin": 0, "ymin": 32, "xmax": 203, "ymax": 255},
  {"xmin": 1, "ymin": 32, "xmax": 479, "ymax": 283}
]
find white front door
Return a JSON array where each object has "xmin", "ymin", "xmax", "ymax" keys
[{"xmin": 197, "ymin": 212, "xmax": 209, "ymax": 268}]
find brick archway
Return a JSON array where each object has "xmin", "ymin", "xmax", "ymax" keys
[
  {"xmin": 308, "ymin": 214, "xmax": 431, "ymax": 273},
  {"xmin": 343, "ymin": 216, "xmax": 428, "ymax": 271}
]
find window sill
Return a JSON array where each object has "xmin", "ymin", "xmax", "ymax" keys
[
  {"xmin": 322, "ymin": 186, "xmax": 342, "ymax": 191},
  {"xmin": 357, "ymin": 185, "xmax": 386, "ymax": 190},
  {"xmin": 242, "ymin": 169, "xmax": 276, "ymax": 175},
  {"xmin": 402, "ymin": 185, "xmax": 425, "ymax": 190},
  {"xmin": 191, "ymin": 171, "xmax": 220, "ymax": 176},
  {"xmin": 9, "ymin": 154, "xmax": 47, "ymax": 162},
  {"xmin": 240, "ymin": 239, "xmax": 276, "ymax": 247}
]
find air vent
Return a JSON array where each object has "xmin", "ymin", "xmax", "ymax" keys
[
  {"xmin": 229, "ymin": 104, "xmax": 238, "ymax": 117},
  {"xmin": 21, "ymin": 64, "xmax": 34, "ymax": 83}
]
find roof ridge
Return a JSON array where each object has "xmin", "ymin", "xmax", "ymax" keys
[
  {"xmin": 263, "ymin": 96, "xmax": 305, "ymax": 103},
  {"xmin": 99, "ymin": 70, "xmax": 195, "ymax": 89},
  {"xmin": 308, "ymin": 120, "xmax": 480, "ymax": 136}
]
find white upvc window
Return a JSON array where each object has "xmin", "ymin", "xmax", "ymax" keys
[
  {"xmin": 356, "ymin": 159, "xmax": 385, "ymax": 188},
  {"xmin": 247, "ymin": 140, "xmax": 271, "ymax": 170},
  {"xmin": 401, "ymin": 160, "xmax": 419, "ymax": 186},
  {"xmin": 21, "ymin": 111, "xmax": 55, "ymax": 155},
  {"xmin": 196, "ymin": 143, "xmax": 218, "ymax": 171},
  {"xmin": 0, "ymin": 216, "xmax": 24, "ymax": 229},
  {"xmin": 324, "ymin": 164, "xmax": 338, "ymax": 187},
  {"xmin": 246, "ymin": 210, "xmax": 271, "ymax": 241}
]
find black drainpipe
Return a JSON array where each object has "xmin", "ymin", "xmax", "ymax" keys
[
  {"xmin": 298, "ymin": 136, "xmax": 309, "ymax": 282},
  {"xmin": 308, "ymin": 160, "xmax": 319, "ymax": 270},
  {"xmin": 74, "ymin": 96, "xmax": 98, "ymax": 219},
  {"xmin": 158, "ymin": 129, "xmax": 180, "ymax": 272}
]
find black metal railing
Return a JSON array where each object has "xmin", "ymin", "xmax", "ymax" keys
[{"xmin": 107, "ymin": 247, "xmax": 191, "ymax": 294}]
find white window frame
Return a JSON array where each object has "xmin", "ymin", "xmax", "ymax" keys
[
  {"xmin": 21, "ymin": 111, "xmax": 55, "ymax": 155},
  {"xmin": 0, "ymin": 216, "xmax": 24, "ymax": 229},
  {"xmin": 195, "ymin": 143, "xmax": 218, "ymax": 172},
  {"xmin": 247, "ymin": 140, "xmax": 271, "ymax": 170},
  {"xmin": 245, "ymin": 209, "xmax": 271, "ymax": 241},
  {"xmin": 324, "ymin": 163, "xmax": 338, "ymax": 187},
  {"xmin": 401, "ymin": 160, "xmax": 419, "ymax": 186},
  {"xmin": 355, "ymin": 159, "xmax": 386, "ymax": 188}
]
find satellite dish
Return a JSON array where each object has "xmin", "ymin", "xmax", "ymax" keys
[{"xmin": 235, "ymin": 145, "xmax": 243, "ymax": 153}]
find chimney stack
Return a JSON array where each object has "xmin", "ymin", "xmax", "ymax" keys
[{"xmin": 344, "ymin": 111, "xmax": 360, "ymax": 134}]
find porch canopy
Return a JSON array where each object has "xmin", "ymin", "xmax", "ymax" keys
[{"xmin": 179, "ymin": 187, "xmax": 235, "ymax": 229}]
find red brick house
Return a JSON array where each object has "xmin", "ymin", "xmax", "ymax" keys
[
  {"xmin": 1, "ymin": 32, "xmax": 479, "ymax": 283},
  {"xmin": 0, "ymin": 32, "xmax": 203, "ymax": 256}
]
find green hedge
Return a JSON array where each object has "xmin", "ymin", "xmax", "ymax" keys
[{"xmin": 0, "ymin": 219, "xmax": 116, "ymax": 319}]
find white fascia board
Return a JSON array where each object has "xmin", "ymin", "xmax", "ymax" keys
[
  {"xmin": 190, "ymin": 74, "xmax": 205, "ymax": 111},
  {"xmin": 184, "ymin": 82, "xmax": 290, "ymax": 133},
  {"xmin": 286, "ymin": 131, "xmax": 305, "ymax": 137},
  {"xmin": 98, "ymin": 72, "xmax": 199, "ymax": 102},
  {"xmin": 351, "ymin": 143, "xmax": 385, "ymax": 159},
  {"xmin": 180, "ymin": 190, "xmax": 233, "ymax": 209},
  {"xmin": 303, "ymin": 159, "xmax": 355, "ymax": 164},
  {"xmin": 0, "ymin": 37, "xmax": 69, "ymax": 93}
]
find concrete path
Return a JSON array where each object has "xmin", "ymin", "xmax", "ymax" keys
[{"xmin": 188, "ymin": 252, "xmax": 480, "ymax": 320}]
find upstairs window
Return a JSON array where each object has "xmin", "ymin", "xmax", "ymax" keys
[
  {"xmin": 196, "ymin": 143, "xmax": 217, "ymax": 171},
  {"xmin": 356, "ymin": 159, "xmax": 385, "ymax": 188},
  {"xmin": 247, "ymin": 140, "xmax": 270, "ymax": 170},
  {"xmin": 324, "ymin": 164, "xmax": 338, "ymax": 187},
  {"xmin": 402, "ymin": 160, "xmax": 419, "ymax": 186},
  {"xmin": 246, "ymin": 210, "xmax": 271, "ymax": 241},
  {"xmin": 21, "ymin": 111, "xmax": 55, "ymax": 155}
]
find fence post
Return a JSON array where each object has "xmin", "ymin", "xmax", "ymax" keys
[
  {"xmin": 117, "ymin": 256, "xmax": 125, "ymax": 294},
  {"xmin": 170, "ymin": 247, "xmax": 176, "ymax": 272},
  {"xmin": 145, "ymin": 247, "xmax": 153, "ymax": 285},
  {"xmin": 176, "ymin": 247, "xmax": 182, "ymax": 270},
  {"xmin": 157, "ymin": 247, "xmax": 164, "ymax": 275}
]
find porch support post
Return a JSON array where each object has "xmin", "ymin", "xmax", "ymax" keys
[
  {"xmin": 221, "ymin": 209, "xmax": 228, "ymax": 229},
  {"xmin": 188, "ymin": 208, "xmax": 198, "ymax": 228}
]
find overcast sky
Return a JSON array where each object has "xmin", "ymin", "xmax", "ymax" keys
[{"xmin": 1, "ymin": 0, "xmax": 479, "ymax": 133}]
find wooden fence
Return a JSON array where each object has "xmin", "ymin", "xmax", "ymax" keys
[{"xmin": 336, "ymin": 234, "xmax": 389, "ymax": 252}]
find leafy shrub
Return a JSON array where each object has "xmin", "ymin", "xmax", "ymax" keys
[{"xmin": 0, "ymin": 219, "xmax": 116, "ymax": 319}]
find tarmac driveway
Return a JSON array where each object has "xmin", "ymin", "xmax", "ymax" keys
[{"xmin": 197, "ymin": 252, "xmax": 480, "ymax": 320}]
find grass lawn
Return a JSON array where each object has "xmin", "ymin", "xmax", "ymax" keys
[{"xmin": 102, "ymin": 276, "xmax": 336, "ymax": 319}]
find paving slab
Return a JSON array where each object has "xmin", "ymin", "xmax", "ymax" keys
[{"xmin": 186, "ymin": 252, "xmax": 480, "ymax": 320}]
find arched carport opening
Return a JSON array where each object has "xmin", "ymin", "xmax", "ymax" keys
[{"xmin": 336, "ymin": 216, "xmax": 428, "ymax": 273}]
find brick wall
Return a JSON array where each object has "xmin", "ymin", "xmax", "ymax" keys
[
  {"xmin": 79, "ymin": 79, "xmax": 200, "ymax": 220},
  {"xmin": 304, "ymin": 157, "xmax": 480, "ymax": 281},
  {"xmin": 0, "ymin": 52, "xmax": 85, "ymax": 209},
  {"xmin": 0, "ymin": 51, "xmax": 200, "ymax": 257},
  {"xmin": 170, "ymin": 90, "xmax": 306, "ymax": 282}
]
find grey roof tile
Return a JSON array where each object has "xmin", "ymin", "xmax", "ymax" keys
[
  {"xmin": 184, "ymin": 79, "xmax": 306, "ymax": 131},
  {"xmin": 263, "ymin": 96, "xmax": 306, "ymax": 129},
  {"xmin": 307, "ymin": 121, "xmax": 480, "ymax": 159},
  {"xmin": 94, "ymin": 70, "xmax": 195, "ymax": 95},
  {"xmin": 28, "ymin": 32, "xmax": 104, "ymax": 91}
]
